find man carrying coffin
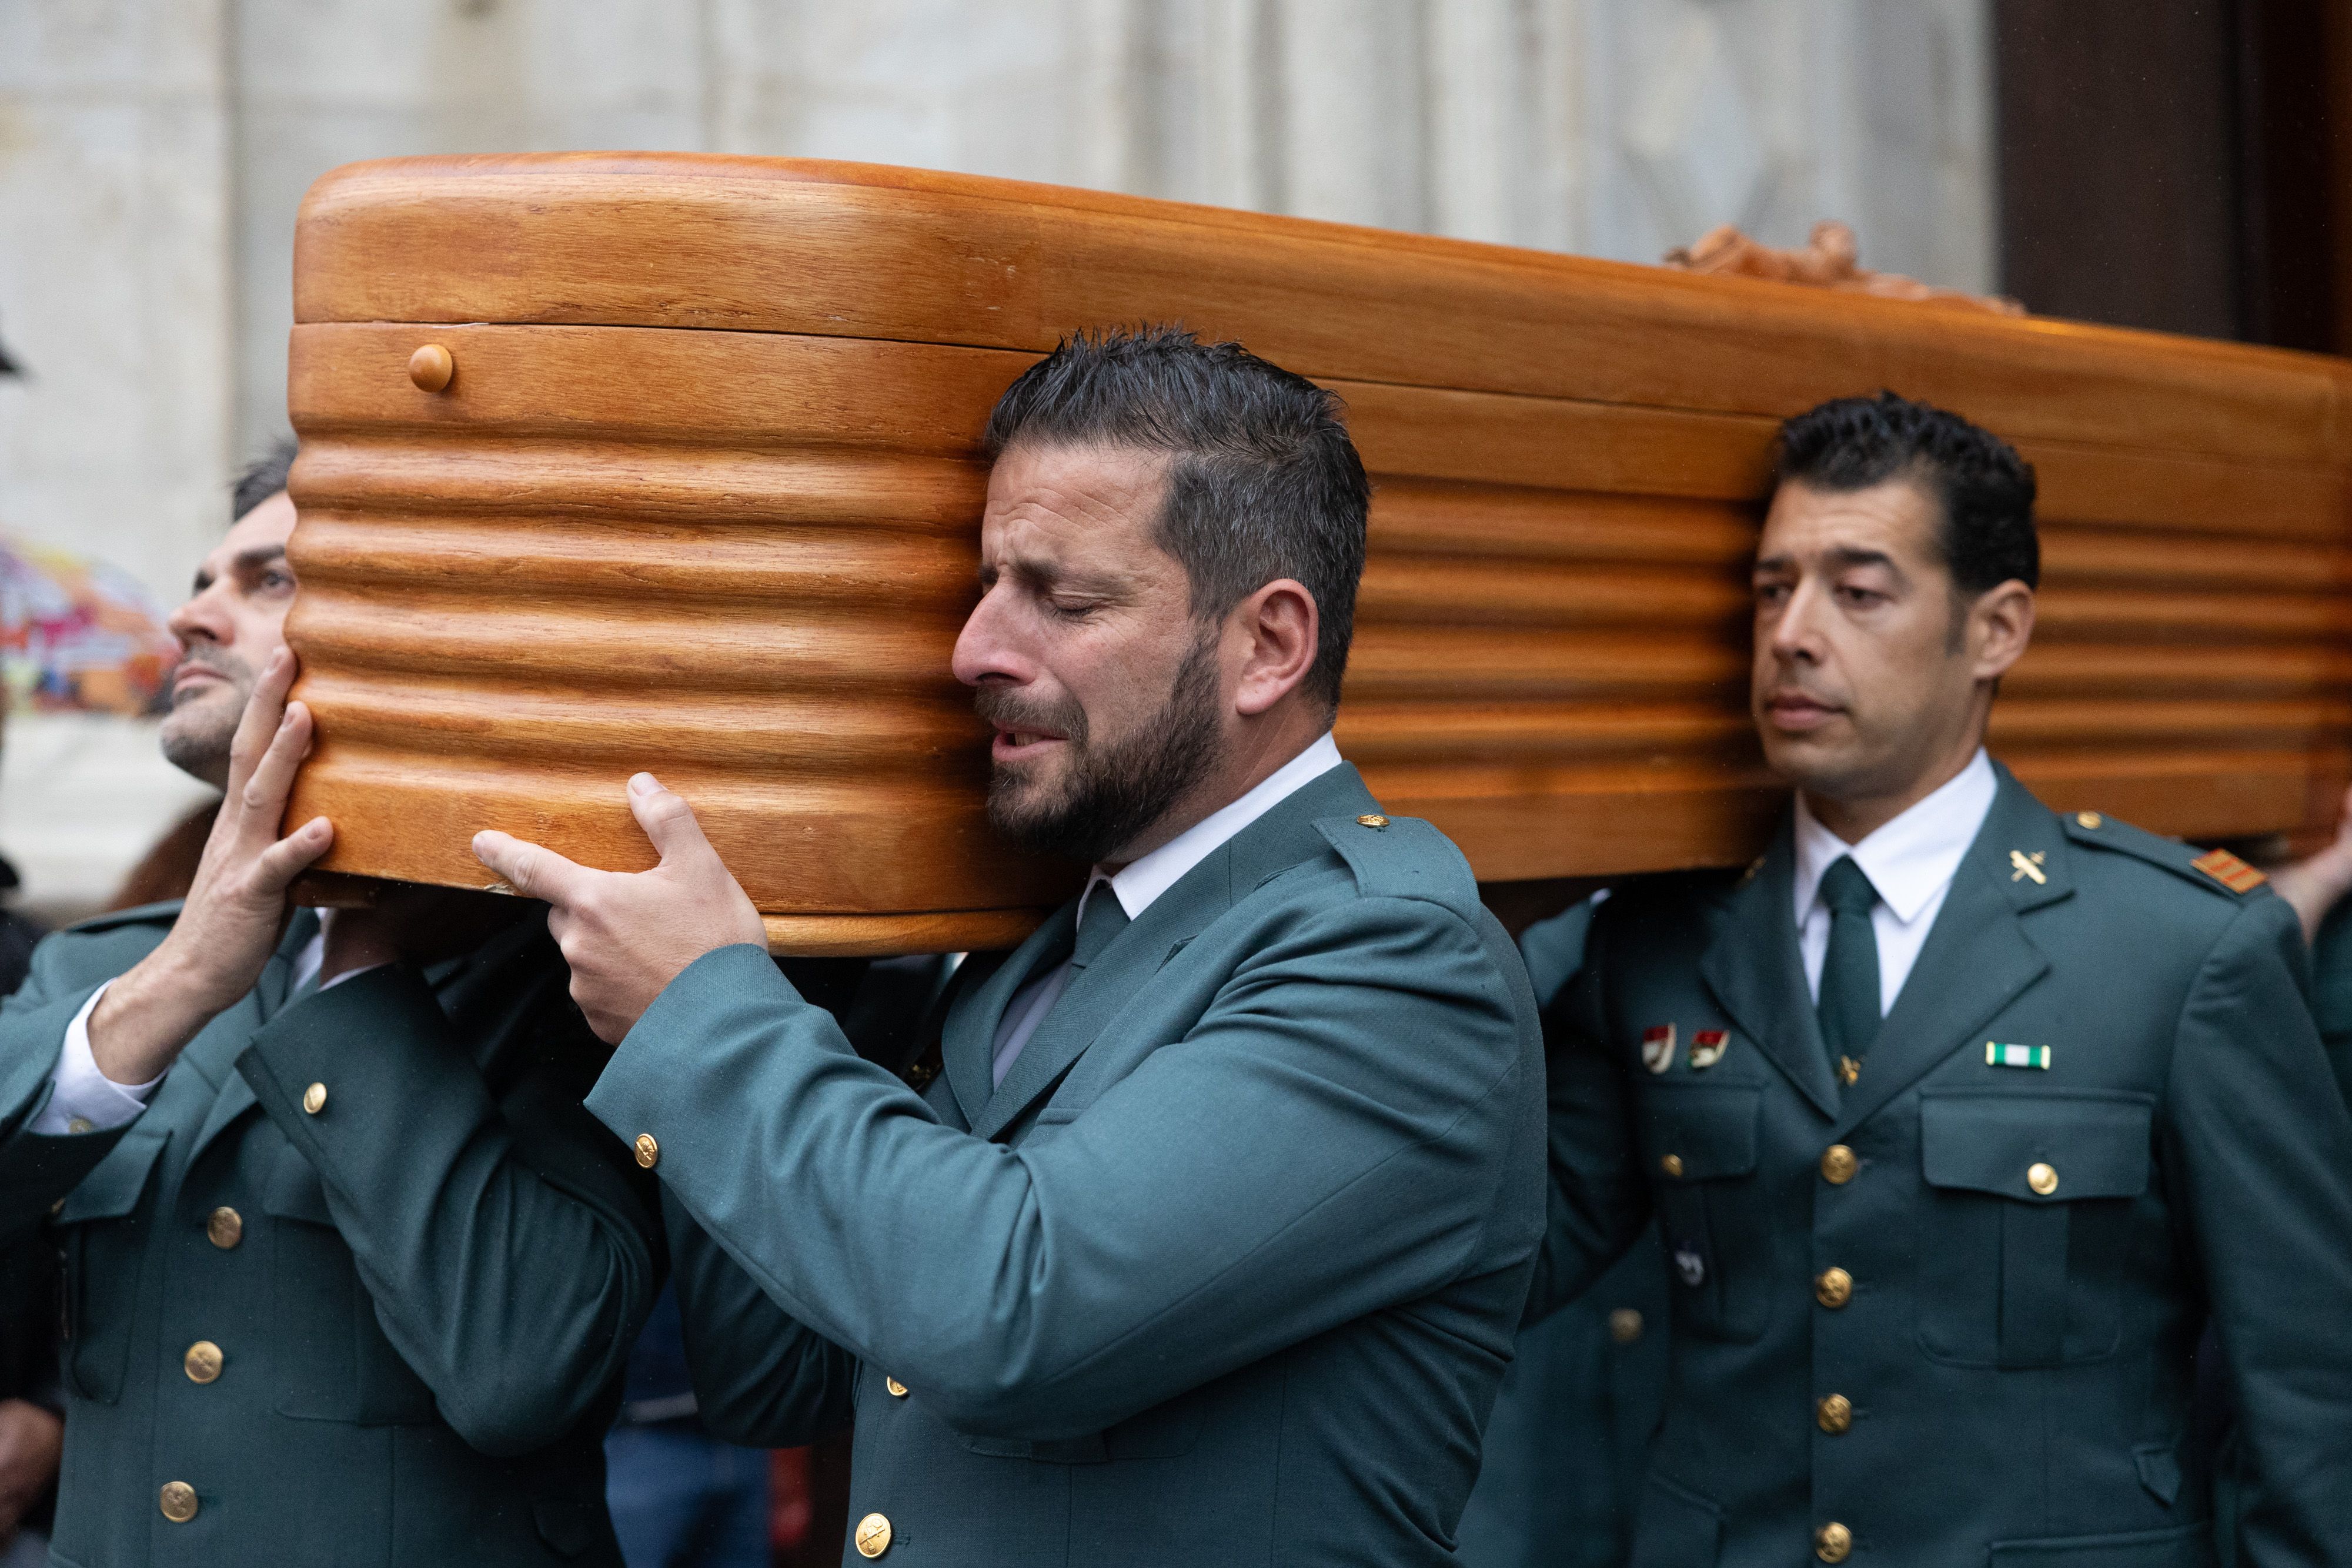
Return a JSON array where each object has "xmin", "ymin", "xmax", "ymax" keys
[
  {"xmin": 475, "ymin": 326, "xmax": 1549, "ymax": 1566},
  {"xmin": 0, "ymin": 447, "xmax": 662, "ymax": 1566},
  {"xmin": 1527, "ymin": 393, "xmax": 2352, "ymax": 1567}
]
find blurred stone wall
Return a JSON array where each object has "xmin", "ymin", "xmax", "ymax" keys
[{"xmin": 0, "ymin": 0, "xmax": 1992, "ymax": 912}]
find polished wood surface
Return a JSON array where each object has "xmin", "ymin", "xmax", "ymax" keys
[{"xmin": 286, "ymin": 154, "xmax": 2352, "ymax": 953}]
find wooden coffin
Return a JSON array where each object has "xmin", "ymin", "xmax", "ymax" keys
[{"xmin": 285, "ymin": 153, "xmax": 2352, "ymax": 954}]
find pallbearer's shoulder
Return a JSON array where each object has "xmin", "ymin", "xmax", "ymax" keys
[
  {"xmin": 1310, "ymin": 813, "xmax": 1484, "ymax": 924},
  {"xmin": 14, "ymin": 900, "xmax": 182, "ymax": 992},
  {"xmin": 64, "ymin": 900, "xmax": 185, "ymax": 934},
  {"xmin": 1590, "ymin": 865, "xmax": 1750, "ymax": 929},
  {"xmin": 1572, "ymin": 867, "xmax": 1752, "ymax": 977},
  {"xmin": 2055, "ymin": 807, "xmax": 2274, "ymax": 905}
]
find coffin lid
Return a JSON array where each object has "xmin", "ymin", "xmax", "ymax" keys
[{"xmin": 296, "ymin": 153, "xmax": 2352, "ymax": 474}]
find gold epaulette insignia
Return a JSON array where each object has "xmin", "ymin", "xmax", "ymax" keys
[{"xmin": 2189, "ymin": 848, "xmax": 2267, "ymax": 894}]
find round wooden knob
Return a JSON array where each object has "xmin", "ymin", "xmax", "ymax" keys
[{"xmin": 407, "ymin": 343, "xmax": 455, "ymax": 392}]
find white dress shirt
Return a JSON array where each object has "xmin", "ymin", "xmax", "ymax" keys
[
  {"xmin": 1792, "ymin": 747, "xmax": 1997, "ymax": 1018},
  {"xmin": 31, "ymin": 914, "xmax": 377, "ymax": 1136},
  {"xmin": 990, "ymin": 731, "xmax": 1345, "ymax": 1087}
]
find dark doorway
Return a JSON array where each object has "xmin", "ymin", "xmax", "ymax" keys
[{"xmin": 1994, "ymin": 0, "xmax": 2348, "ymax": 349}]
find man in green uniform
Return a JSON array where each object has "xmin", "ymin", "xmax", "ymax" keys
[
  {"xmin": 475, "ymin": 326, "xmax": 1549, "ymax": 1566},
  {"xmin": 0, "ymin": 450, "xmax": 662, "ymax": 1566},
  {"xmin": 1530, "ymin": 392, "xmax": 2352, "ymax": 1567}
]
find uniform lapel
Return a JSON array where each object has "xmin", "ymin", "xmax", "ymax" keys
[
  {"xmin": 186, "ymin": 1057, "xmax": 259, "ymax": 1165},
  {"xmin": 941, "ymin": 907, "xmax": 1075, "ymax": 1132},
  {"xmin": 1698, "ymin": 821, "xmax": 1842, "ymax": 1119},
  {"xmin": 185, "ymin": 911, "xmax": 320, "ymax": 1166},
  {"xmin": 965, "ymin": 763, "xmax": 1381, "ymax": 1144},
  {"xmin": 969, "ymin": 896, "xmax": 1171, "ymax": 1142},
  {"xmin": 1832, "ymin": 765, "xmax": 2066, "ymax": 1134}
]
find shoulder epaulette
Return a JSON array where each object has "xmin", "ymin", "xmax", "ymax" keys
[
  {"xmin": 2060, "ymin": 810, "xmax": 2267, "ymax": 897},
  {"xmin": 2187, "ymin": 847, "xmax": 2268, "ymax": 894},
  {"xmin": 64, "ymin": 899, "xmax": 185, "ymax": 934},
  {"xmin": 1313, "ymin": 814, "xmax": 1482, "ymax": 920}
]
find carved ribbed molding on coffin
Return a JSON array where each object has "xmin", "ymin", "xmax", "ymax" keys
[{"xmin": 285, "ymin": 155, "xmax": 2352, "ymax": 953}]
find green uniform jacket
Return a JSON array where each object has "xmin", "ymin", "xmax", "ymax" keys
[
  {"xmin": 1529, "ymin": 764, "xmax": 2352, "ymax": 1568},
  {"xmin": 587, "ymin": 763, "xmax": 1548, "ymax": 1566},
  {"xmin": 0, "ymin": 906, "xmax": 662, "ymax": 1568}
]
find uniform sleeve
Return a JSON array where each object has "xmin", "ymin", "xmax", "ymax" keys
[
  {"xmin": 662, "ymin": 1188, "xmax": 858, "ymax": 1449},
  {"xmin": 1521, "ymin": 904, "xmax": 1652, "ymax": 1326},
  {"xmin": 238, "ymin": 964, "xmax": 663, "ymax": 1457},
  {"xmin": 0, "ymin": 934, "xmax": 146, "ymax": 1236},
  {"xmin": 587, "ymin": 892, "xmax": 1535, "ymax": 1442},
  {"xmin": 28, "ymin": 984, "xmax": 161, "ymax": 1135},
  {"xmin": 2163, "ymin": 893, "xmax": 2352, "ymax": 1565}
]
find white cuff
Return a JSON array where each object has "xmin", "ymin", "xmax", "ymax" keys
[{"xmin": 30, "ymin": 982, "xmax": 165, "ymax": 1136}]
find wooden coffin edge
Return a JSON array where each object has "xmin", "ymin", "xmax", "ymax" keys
[
  {"xmin": 292, "ymin": 868, "xmax": 1054, "ymax": 957},
  {"xmin": 290, "ymin": 153, "xmax": 2352, "ymax": 473}
]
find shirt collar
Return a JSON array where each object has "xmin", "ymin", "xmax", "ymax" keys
[
  {"xmin": 1792, "ymin": 747, "xmax": 1997, "ymax": 928},
  {"xmin": 1080, "ymin": 732, "xmax": 1345, "ymax": 931}
]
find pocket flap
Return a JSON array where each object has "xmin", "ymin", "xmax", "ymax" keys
[
  {"xmin": 55, "ymin": 1128, "xmax": 168, "ymax": 1224},
  {"xmin": 1921, "ymin": 1091, "xmax": 2153, "ymax": 1202},
  {"xmin": 958, "ymin": 1430, "xmax": 1111, "ymax": 1463},
  {"xmin": 1638, "ymin": 1084, "xmax": 1761, "ymax": 1181}
]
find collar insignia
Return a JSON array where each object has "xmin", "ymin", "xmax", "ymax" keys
[{"xmin": 2009, "ymin": 848, "xmax": 2047, "ymax": 884}]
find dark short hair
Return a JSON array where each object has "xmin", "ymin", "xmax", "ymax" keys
[
  {"xmin": 1770, "ymin": 391, "xmax": 2039, "ymax": 594},
  {"xmin": 232, "ymin": 437, "xmax": 298, "ymax": 525},
  {"xmin": 982, "ymin": 325, "xmax": 1370, "ymax": 713}
]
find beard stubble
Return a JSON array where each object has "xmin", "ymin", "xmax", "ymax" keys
[{"xmin": 977, "ymin": 632, "xmax": 1224, "ymax": 865}]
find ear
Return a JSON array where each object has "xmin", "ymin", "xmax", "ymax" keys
[
  {"xmin": 1229, "ymin": 579, "xmax": 1319, "ymax": 717},
  {"xmin": 1967, "ymin": 579, "xmax": 2036, "ymax": 683}
]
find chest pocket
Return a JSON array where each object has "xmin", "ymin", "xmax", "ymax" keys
[
  {"xmin": 1917, "ymin": 1091, "xmax": 2153, "ymax": 1368},
  {"xmin": 262, "ymin": 1148, "xmax": 437, "ymax": 1425},
  {"xmin": 1637, "ymin": 1083, "xmax": 1766, "ymax": 1343},
  {"xmin": 53, "ymin": 1128, "xmax": 170, "ymax": 1405}
]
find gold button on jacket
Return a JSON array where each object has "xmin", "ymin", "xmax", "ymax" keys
[
  {"xmin": 1658, "ymin": 1153, "xmax": 1684, "ymax": 1179},
  {"xmin": 183, "ymin": 1341, "xmax": 223, "ymax": 1384},
  {"xmin": 302, "ymin": 1081, "xmax": 328, "ymax": 1115},
  {"xmin": 206, "ymin": 1206, "xmax": 243, "ymax": 1249},
  {"xmin": 1819, "ymin": 1144, "xmax": 1857, "ymax": 1185},
  {"xmin": 2028, "ymin": 1161, "xmax": 2059, "ymax": 1196},
  {"xmin": 854, "ymin": 1512, "xmax": 893, "ymax": 1558},
  {"xmin": 884, "ymin": 1376, "xmax": 908, "ymax": 1398},
  {"xmin": 159, "ymin": 1482, "xmax": 199, "ymax": 1523},
  {"xmin": 1816, "ymin": 1393, "xmax": 1853, "ymax": 1434},
  {"xmin": 1815, "ymin": 1521, "xmax": 1853, "ymax": 1562},
  {"xmin": 1814, "ymin": 1267, "xmax": 1853, "ymax": 1309},
  {"xmin": 634, "ymin": 1133, "xmax": 660, "ymax": 1169}
]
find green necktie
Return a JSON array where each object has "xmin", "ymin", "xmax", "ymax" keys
[
  {"xmin": 1068, "ymin": 885, "xmax": 1131, "ymax": 972},
  {"xmin": 1815, "ymin": 855, "xmax": 1882, "ymax": 1088}
]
